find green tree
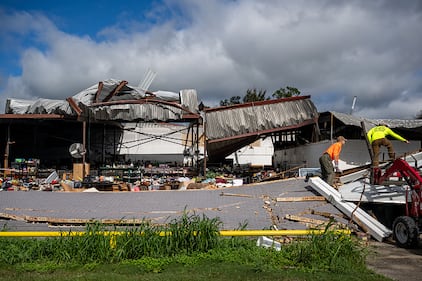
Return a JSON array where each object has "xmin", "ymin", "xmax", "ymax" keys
[
  {"xmin": 220, "ymin": 86, "xmax": 302, "ymax": 106},
  {"xmin": 220, "ymin": 95, "xmax": 241, "ymax": 106},
  {"xmin": 272, "ymin": 86, "xmax": 301, "ymax": 99},
  {"xmin": 243, "ymin": 88, "xmax": 268, "ymax": 103}
]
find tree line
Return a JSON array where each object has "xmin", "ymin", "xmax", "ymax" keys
[
  {"xmin": 219, "ymin": 86, "xmax": 301, "ymax": 106},
  {"xmin": 220, "ymin": 87, "xmax": 422, "ymax": 120}
]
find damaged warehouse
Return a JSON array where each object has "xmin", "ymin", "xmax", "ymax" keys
[
  {"xmin": 2, "ymin": 78, "xmax": 422, "ymax": 251},
  {"xmin": 0, "ymin": 79, "xmax": 203, "ymax": 175},
  {"xmin": 1, "ymin": 79, "xmax": 422, "ymax": 185},
  {"xmin": 0, "ymin": 79, "xmax": 324, "ymax": 181}
]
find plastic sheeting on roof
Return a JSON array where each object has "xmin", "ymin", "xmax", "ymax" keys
[
  {"xmin": 180, "ymin": 89, "xmax": 199, "ymax": 113},
  {"xmin": 71, "ymin": 79, "xmax": 180, "ymax": 105},
  {"xmin": 5, "ymin": 98, "xmax": 74, "ymax": 115},
  {"xmin": 5, "ymin": 79, "xmax": 199, "ymax": 122}
]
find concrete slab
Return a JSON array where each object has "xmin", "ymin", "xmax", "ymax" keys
[{"xmin": 0, "ymin": 178, "xmax": 348, "ymax": 232}]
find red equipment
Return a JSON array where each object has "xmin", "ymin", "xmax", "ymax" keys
[{"xmin": 371, "ymin": 158, "xmax": 422, "ymax": 248}]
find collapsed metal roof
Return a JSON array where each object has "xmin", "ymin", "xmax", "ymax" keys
[
  {"xmin": 204, "ymin": 96, "xmax": 319, "ymax": 160},
  {"xmin": 5, "ymin": 79, "xmax": 200, "ymax": 122},
  {"xmin": 327, "ymin": 111, "xmax": 422, "ymax": 131}
]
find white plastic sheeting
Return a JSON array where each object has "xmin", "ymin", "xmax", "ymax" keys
[
  {"xmin": 6, "ymin": 98, "xmax": 74, "ymax": 115},
  {"xmin": 5, "ymin": 79, "xmax": 198, "ymax": 122}
]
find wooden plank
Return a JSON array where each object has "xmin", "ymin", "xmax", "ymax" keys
[
  {"xmin": 23, "ymin": 216, "xmax": 148, "ymax": 225},
  {"xmin": 0, "ymin": 212, "xmax": 27, "ymax": 221},
  {"xmin": 1, "ymin": 212, "xmax": 150, "ymax": 226},
  {"xmin": 284, "ymin": 214, "xmax": 326, "ymax": 225},
  {"xmin": 310, "ymin": 209, "xmax": 346, "ymax": 219},
  {"xmin": 219, "ymin": 192, "xmax": 254, "ymax": 198},
  {"xmin": 276, "ymin": 196, "xmax": 326, "ymax": 202}
]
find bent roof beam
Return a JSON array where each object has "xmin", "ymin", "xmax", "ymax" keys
[
  {"xmin": 90, "ymin": 99, "xmax": 201, "ymax": 120},
  {"xmin": 103, "ymin": 80, "xmax": 128, "ymax": 102}
]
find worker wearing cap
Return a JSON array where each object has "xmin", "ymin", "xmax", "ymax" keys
[
  {"xmin": 319, "ymin": 136, "xmax": 347, "ymax": 187},
  {"xmin": 367, "ymin": 123, "xmax": 409, "ymax": 166}
]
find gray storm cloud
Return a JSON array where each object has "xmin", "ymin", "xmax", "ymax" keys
[{"xmin": 1, "ymin": 0, "xmax": 421, "ymax": 118}]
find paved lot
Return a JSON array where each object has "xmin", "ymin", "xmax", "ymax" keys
[{"xmin": 1, "ymin": 178, "xmax": 345, "ymax": 231}]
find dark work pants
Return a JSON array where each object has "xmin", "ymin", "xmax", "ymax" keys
[
  {"xmin": 319, "ymin": 153, "xmax": 334, "ymax": 186},
  {"xmin": 372, "ymin": 138, "xmax": 395, "ymax": 166}
]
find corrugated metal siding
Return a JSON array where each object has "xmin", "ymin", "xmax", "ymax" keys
[
  {"xmin": 180, "ymin": 89, "xmax": 199, "ymax": 113},
  {"xmin": 329, "ymin": 111, "xmax": 422, "ymax": 131},
  {"xmin": 90, "ymin": 103, "xmax": 184, "ymax": 121},
  {"xmin": 205, "ymin": 98, "xmax": 318, "ymax": 141},
  {"xmin": 204, "ymin": 97, "xmax": 319, "ymax": 160}
]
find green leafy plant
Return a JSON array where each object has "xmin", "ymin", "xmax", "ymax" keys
[{"xmin": 0, "ymin": 214, "xmax": 381, "ymax": 281}]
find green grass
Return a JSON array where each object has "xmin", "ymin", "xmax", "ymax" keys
[{"xmin": 0, "ymin": 212, "xmax": 391, "ymax": 281}]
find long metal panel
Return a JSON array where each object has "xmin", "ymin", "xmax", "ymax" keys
[
  {"xmin": 205, "ymin": 97, "xmax": 318, "ymax": 141},
  {"xmin": 402, "ymin": 151, "xmax": 422, "ymax": 169},
  {"xmin": 338, "ymin": 168, "xmax": 371, "ymax": 184},
  {"xmin": 339, "ymin": 179, "xmax": 407, "ymax": 204},
  {"xmin": 309, "ymin": 177, "xmax": 392, "ymax": 241}
]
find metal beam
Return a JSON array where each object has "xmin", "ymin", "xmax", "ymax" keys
[{"xmin": 309, "ymin": 176, "xmax": 392, "ymax": 241}]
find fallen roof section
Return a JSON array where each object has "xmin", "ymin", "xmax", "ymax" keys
[
  {"xmin": 326, "ymin": 111, "xmax": 422, "ymax": 131},
  {"xmin": 339, "ymin": 180, "xmax": 407, "ymax": 204},
  {"xmin": 337, "ymin": 151, "xmax": 422, "ymax": 205},
  {"xmin": 204, "ymin": 96, "xmax": 319, "ymax": 160}
]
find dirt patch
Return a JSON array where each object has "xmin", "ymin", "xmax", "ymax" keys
[{"xmin": 366, "ymin": 240, "xmax": 422, "ymax": 281}]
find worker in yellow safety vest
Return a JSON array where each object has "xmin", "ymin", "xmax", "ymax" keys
[{"xmin": 367, "ymin": 123, "xmax": 409, "ymax": 166}]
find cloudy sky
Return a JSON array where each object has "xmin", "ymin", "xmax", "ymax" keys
[{"xmin": 1, "ymin": 0, "xmax": 422, "ymax": 119}]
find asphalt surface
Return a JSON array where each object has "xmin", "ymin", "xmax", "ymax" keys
[{"xmin": 0, "ymin": 178, "xmax": 345, "ymax": 231}]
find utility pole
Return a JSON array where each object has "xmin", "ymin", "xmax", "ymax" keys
[{"xmin": 3, "ymin": 124, "xmax": 15, "ymax": 178}]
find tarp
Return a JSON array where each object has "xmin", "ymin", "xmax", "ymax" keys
[{"xmin": 5, "ymin": 79, "xmax": 199, "ymax": 122}]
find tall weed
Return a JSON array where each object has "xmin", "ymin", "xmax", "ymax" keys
[
  {"xmin": 0, "ymin": 213, "xmax": 367, "ymax": 275},
  {"xmin": 282, "ymin": 223, "xmax": 367, "ymax": 272}
]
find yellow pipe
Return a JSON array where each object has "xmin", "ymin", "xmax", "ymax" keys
[
  {"xmin": 0, "ymin": 232, "xmax": 83, "ymax": 237},
  {"xmin": 0, "ymin": 229, "xmax": 350, "ymax": 238},
  {"xmin": 219, "ymin": 229, "xmax": 351, "ymax": 236}
]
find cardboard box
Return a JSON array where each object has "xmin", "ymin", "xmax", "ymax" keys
[{"xmin": 73, "ymin": 163, "xmax": 90, "ymax": 181}]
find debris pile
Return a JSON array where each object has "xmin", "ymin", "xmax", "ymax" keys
[{"xmin": 1, "ymin": 165, "xmax": 250, "ymax": 192}]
